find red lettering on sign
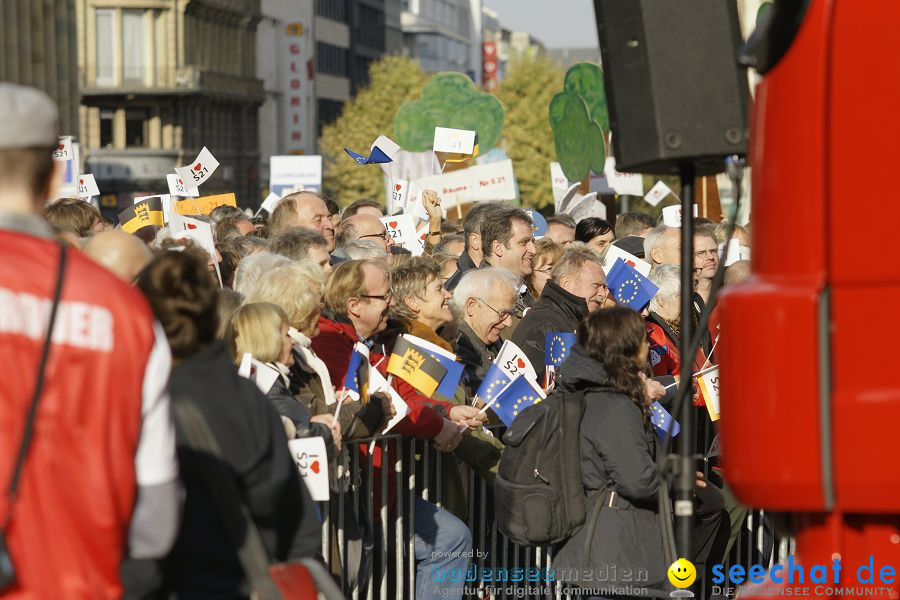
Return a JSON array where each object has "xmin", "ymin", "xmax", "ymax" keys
[
  {"xmin": 289, "ymin": 44, "xmax": 300, "ymax": 54},
  {"xmin": 292, "ymin": 132, "xmax": 302, "ymax": 141},
  {"xmin": 291, "ymin": 97, "xmax": 301, "ymax": 107},
  {"xmin": 291, "ymin": 79, "xmax": 301, "ymax": 89}
]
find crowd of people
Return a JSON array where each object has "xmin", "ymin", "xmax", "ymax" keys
[{"xmin": 1, "ymin": 83, "xmax": 753, "ymax": 599}]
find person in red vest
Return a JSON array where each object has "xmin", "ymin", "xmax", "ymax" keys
[{"xmin": 0, "ymin": 83, "xmax": 180, "ymax": 599}]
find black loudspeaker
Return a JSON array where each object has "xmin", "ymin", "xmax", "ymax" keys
[{"xmin": 594, "ymin": 0, "xmax": 749, "ymax": 175}]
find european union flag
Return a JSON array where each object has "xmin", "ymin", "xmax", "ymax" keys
[
  {"xmin": 342, "ymin": 347, "xmax": 369, "ymax": 403},
  {"xmin": 475, "ymin": 363, "xmax": 511, "ymax": 407},
  {"xmin": 606, "ymin": 258, "xmax": 659, "ymax": 311},
  {"xmin": 544, "ymin": 332, "xmax": 577, "ymax": 368},
  {"xmin": 344, "ymin": 146, "xmax": 393, "ymax": 165},
  {"xmin": 489, "ymin": 375, "xmax": 546, "ymax": 427},
  {"xmin": 432, "ymin": 353, "xmax": 464, "ymax": 403},
  {"xmin": 649, "ymin": 401, "xmax": 680, "ymax": 439}
]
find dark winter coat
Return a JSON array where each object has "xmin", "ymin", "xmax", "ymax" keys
[
  {"xmin": 510, "ymin": 281, "xmax": 588, "ymax": 384},
  {"xmin": 551, "ymin": 345, "xmax": 668, "ymax": 598},
  {"xmin": 457, "ymin": 320, "xmax": 503, "ymax": 395}
]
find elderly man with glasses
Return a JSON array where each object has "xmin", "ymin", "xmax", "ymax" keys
[
  {"xmin": 334, "ymin": 213, "xmax": 396, "ymax": 264},
  {"xmin": 452, "ymin": 266, "xmax": 521, "ymax": 392}
]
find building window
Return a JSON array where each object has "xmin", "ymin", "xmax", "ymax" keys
[
  {"xmin": 93, "ymin": 8, "xmax": 159, "ymax": 87},
  {"xmin": 122, "ymin": 10, "xmax": 147, "ymax": 84},
  {"xmin": 96, "ymin": 9, "xmax": 116, "ymax": 86},
  {"xmin": 99, "ymin": 109, "xmax": 115, "ymax": 148},
  {"xmin": 125, "ymin": 109, "xmax": 148, "ymax": 147},
  {"xmin": 316, "ymin": 42, "xmax": 348, "ymax": 77},
  {"xmin": 316, "ymin": 0, "xmax": 347, "ymax": 22},
  {"xmin": 317, "ymin": 99, "xmax": 344, "ymax": 136}
]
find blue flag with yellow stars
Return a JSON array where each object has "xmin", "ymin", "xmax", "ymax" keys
[
  {"xmin": 606, "ymin": 258, "xmax": 660, "ymax": 311},
  {"xmin": 649, "ymin": 401, "xmax": 680, "ymax": 439},
  {"xmin": 489, "ymin": 374, "xmax": 546, "ymax": 427},
  {"xmin": 341, "ymin": 344, "xmax": 369, "ymax": 403},
  {"xmin": 475, "ymin": 363, "xmax": 511, "ymax": 406},
  {"xmin": 544, "ymin": 332, "xmax": 577, "ymax": 369},
  {"xmin": 344, "ymin": 146, "xmax": 392, "ymax": 165}
]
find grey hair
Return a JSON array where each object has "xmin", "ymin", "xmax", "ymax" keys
[
  {"xmin": 233, "ymin": 252, "xmax": 293, "ymax": 296},
  {"xmin": 648, "ymin": 264, "xmax": 680, "ymax": 313},
  {"xmin": 332, "ymin": 239, "xmax": 387, "ymax": 260},
  {"xmin": 551, "ymin": 248, "xmax": 605, "ymax": 283},
  {"xmin": 643, "ymin": 224, "xmax": 677, "ymax": 260},
  {"xmin": 451, "ymin": 266, "xmax": 520, "ymax": 315}
]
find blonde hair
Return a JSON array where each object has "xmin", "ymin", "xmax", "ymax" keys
[
  {"xmin": 323, "ymin": 258, "xmax": 386, "ymax": 317},
  {"xmin": 226, "ymin": 302, "xmax": 287, "ymax": 364},
  {"xmin": 243, "ymin": 259, "xmax": 324, "ymax": 333}
]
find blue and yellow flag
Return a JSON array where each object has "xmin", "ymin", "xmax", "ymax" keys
[
  {"xmin": 344, "ymin": 146, "xmax": 392, "ymax": 165},
  {"xmin": 342, "ymin": 344, "xmax": 369, "ymax": 403},
  {"xmin": 489, "ymin": 374, "xmax": 545, "ymax": 427},
  {"xmin": 475, "ymin": 363, "xmax": 511, "ymax": 407},
  {"xmin": 606, "ymin": 258, "xmax": 660, "ymax": 311},
  {"xmin": 649, "ymin": 401, "xmax": 680, "ymax": 439},
  {"xmin": 544, "ymin": 332, "xmax": 576, "ymax": 369}
]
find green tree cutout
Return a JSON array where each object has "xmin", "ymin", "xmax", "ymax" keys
[
  {"xmin": 550, "ymin": 62, "xmax": 610, "ymax": 182},
  {"xmin": 394, "ymin": 72, "xmax": 505, "ymax": 152}
]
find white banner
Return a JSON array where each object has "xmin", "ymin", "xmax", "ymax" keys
[
  {"xmin": 591, "ymin": 157, "xmax": 644, "ymax": 196},
  {"xmin": 282, "ymin": 19, "xmax": 315, "ymax": 154},
  {"xmin": 270, "ymin": 155, "xmax": 321, "ymax": 196},
  {"xmin": 411, "ymin": 159, "xmax": 517, "ymax": 210}
]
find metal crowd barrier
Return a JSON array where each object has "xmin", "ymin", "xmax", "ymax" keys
[{"xmin": 314, "ymin": 425, "xmax": 794, "ymax": 600}]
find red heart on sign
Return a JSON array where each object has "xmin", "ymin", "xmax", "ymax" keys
[
  {"xmin": 419, "ymin": 233, "xmax": 427, "ymax": 241},
  {"xmin": 310, "ymin": 460, "xmax": 320, "ymax": 474},
  {"xmin": 57, "ymin": 144, "xmax": 64, "ymax": 151},
  {"xmin": 193, "ymin": 163, "xmax": 202, "ymax": 171},
  {"xmin": 186, "ymin": 223, "xmax": 197, "ymax": 230},
  {"xmin": 79, "ymin": 178, "xmax": 84, "ymax": 185},
  {"xmin": 626, "ymin": 260, "xmax": 636, "ymax": 268},
  {"xmin": 517, "ymin": 358, "xmax": 525, "ymax": 369},
  {"xmin": 395, "ymin": 184, "xmax": 401, "ymax": 191},
  {"xmin": 177, "ymin": 178, "xmax": 184, "ymax": 185},
  {"xmin": 388, "ymin": 221, "xmax": 398, "ymax": 228}
]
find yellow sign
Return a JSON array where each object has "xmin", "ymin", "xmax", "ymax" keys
[
  {"xmin": 174, "ymin": 192, "xmax": 237, "ymax": 216},
  {"xmin": 285, "ymin": 22, "xmax": 304, "ymax": 36}
]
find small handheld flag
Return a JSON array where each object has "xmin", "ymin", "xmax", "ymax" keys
[
  {"xmin": 387, "ymin": 336, "xmax": 448, "ymax": 398},
  {"xmin": 345, "ymin": 146, "xmax": 393, "ymax": 165},
  {"xmin": 606, "ymin": 258, "xmax": 659, "ymax": 311},
  {"xmin": 487, "ymin": 374, "xmax": 546, "ymax": 427},
  {"xmin": 342, "ymin": 342, "xmax": 370, "ymax": 403},
  {"xmin": 119, "ymin": 196, "xmax": 164, "ymax": 233},
  {"xmin": 474, "ymin": 363, "xmax": 512, "ymax": 407},
  {"xmin": 544, "ymin": 332, "xmax": 576, "ymax": 368},
  {"xmin": 649, "ymin": 401, "xmax": 680, "ymax": 440}
]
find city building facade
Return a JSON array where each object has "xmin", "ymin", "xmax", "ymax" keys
[
  {"xmin": 76, "ymin": 0, "xmax": 264, "ymax": 209},
  {"xmin": 401, "ymin": 0, "xmax": 482, "ymax": 81}
]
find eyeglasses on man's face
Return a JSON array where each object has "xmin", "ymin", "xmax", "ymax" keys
[{"xmin": 476, "ymin": 297, "xmax": 514, "ymax": 322}]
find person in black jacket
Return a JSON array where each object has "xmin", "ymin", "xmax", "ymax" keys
[
  {"xmin": 511, "ymin": 249, "xmax": 612, "ymax": 385},
  {"xmin": 132, "ymin": 249, "xmax": 321, "ymax": 598}
]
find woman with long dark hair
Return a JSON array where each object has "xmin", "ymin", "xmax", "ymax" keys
[{"xmin": 551, "ymin": 306, "xmax": 668, "ymax": 599}]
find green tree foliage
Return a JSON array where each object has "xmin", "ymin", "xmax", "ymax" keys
[
  {"xmin": 496, "ymin": 55, "xmax": 564, "ymax": 209},
  {"xmin": 319, "ymin": 56, "xmax": 428, "ymax": 206},
  {"xmin": 395, "ymin": 72, "xmax": 505, "ymax": 152},
  {"xmin": 550, "ymin": 62, "xmax": 609, "ymax": 183}
]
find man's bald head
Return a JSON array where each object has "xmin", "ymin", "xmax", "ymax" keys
[
  {"xmin": 336, "ymin": 213, "xmax": 393, "ymax": 262},
  {"xmin": 269, "ymin": 192, "xmax": 335, "ymax": 251},
  {"xmin": 83, "ymin": 230, "xmax": 153, "ymax": 282}
]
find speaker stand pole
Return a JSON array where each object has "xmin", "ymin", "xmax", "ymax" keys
[{"xmin": 675, "ymin": 163, "xmax": 696, "ymax": 563}]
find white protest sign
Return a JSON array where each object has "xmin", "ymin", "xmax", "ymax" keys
[
  {"xmin": 135, "ymin": 194, "xmax": 172, "ymax": 225},
  {"xmin": 495, "ymin": 339, "xmax": 538, "ymax": 384},
  {"xmin": 236, "ymin": 353, "xmax": 280, "ymax": 394},
  {"xmin": 172, "ymin": 215, "xmax": 223, "ymax": 287},
  {"xmin": 591, "ymin": 157, "xmax": 644, "ymax": 196},
  {"xmin": 550, "ymin": 162, "xmax": 571, "ymax": 209},
  {"xmin": 433, "ymin": 127, "xmax": 477, "ymax": 155},
  {"xmin": 239, "ymin": 352, "xmax": 253, "ymax": 378},
  {"xmin": 256, "ymin": 192, "xmax": 281, "ymax": 217},
  {"xmin": 411, "ymin": 159, "xmax": 516, "ymax": 210},
  {"xmin": 288, "ymin": 437, "xmax": 330, "ymax": 501},
  {"xmin": 372, "ymin": 135, "xmax": 401, "ymax": 162},
  {"xmin": 167, "ymin": 173, "xmax": 199, "ymax": 198},
  {"xmin": 175, "ymin": 146, "xmax": 219, "ymax": 190},
  {"xmin": 76, "ymin": 174, "xmax": 100, "ymax": 199},
  {"xmin": 369, "ymin": 367, "xmax": 409, "ymax": 434},
  {"xmin": 662, "ymin": 204, "xmax": 699, "ymax": 228},
  {"xmin": 603, "ymin": 244, "xmax": 651, "ymax": 277},
  {"xmin": 380, "ymin": 214, "xmax": 422, "ymax": 256},
  {"xmin": 720, "ymin": 240, "xmax": 751, "ymax": 267},
  {"xmin": 644, "ymin": 180, "xmax": 673, "ymax": 207},
  {"xmin": 388, "ymin": 179, "xmax": 410, "ymax": 214},
  {"xmin": 53, "ymin": 136, "xmax": 73, "ymax": 162},
  {"xmin": 697, "ymin": 365, "xmax": 720, "ymax": 421},
  {"xmin": 565, "ymin": 192, "xmax": 607, "ymax": 222},
  {"xmin": 270, "ymin": 155, "xmax": 322, "ymax": 196}
]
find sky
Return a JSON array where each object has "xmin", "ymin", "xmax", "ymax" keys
[{"xmin": 482, "ymin": 0, "xmax": 599, "ymax": 49}]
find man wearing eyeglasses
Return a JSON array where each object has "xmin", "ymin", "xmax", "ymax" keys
[
  {"xmin": 512, "ymin": 249, "xmax": 613, "ymax": 385},
  {"xmin": 452, "ymin": 267, "xmax": 521, "ymax": 392},
  {"xmin": 334, "ymin": 213, "xmax": 396, "ymax": 264}
]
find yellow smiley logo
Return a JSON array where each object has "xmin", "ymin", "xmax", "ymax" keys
[{"xmin": 668, "ymin": 558, "xmax": 696, "ymax": 588}]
